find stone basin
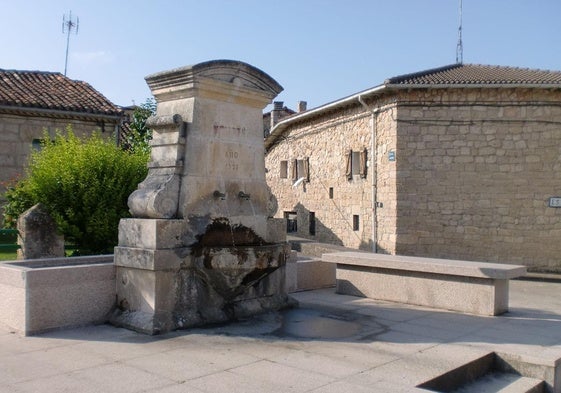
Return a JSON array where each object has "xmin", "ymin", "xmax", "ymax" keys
[
  {"xmin": 0, "ymin": 255, "xmax": 115, "ymax": 335},
  {"xmin": 190, "ymin": 244, "xmax": 287, "ymax": 299}
]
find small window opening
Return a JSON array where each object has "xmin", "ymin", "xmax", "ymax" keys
[
  {"xmin": 329, "ymin": 187, "xmax": 334, "ymax": 199},
  {"xmin": 284, "ymin": 211, "xmax": 297, "ymax": 233},
  {"xmin": 32, "ymin": 139, "xmax": 44, "ymax": 151},
  {"xmin": 309, "ymin": 212, "xmax": 316, "ymax": 236},
  {"xmin": 351, "ymin": 151, "xmax": 361, "ymax": 176},
  {"xmin": 352, "ymin": 215, "xmax": 360, "ymax": 231},
  {"xmin": 280, "ymin": 160, "xmax": 288, "ymax": 179}
]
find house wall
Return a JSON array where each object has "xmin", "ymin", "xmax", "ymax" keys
[
  {"xmin": 0, "ymin": 113, "xmax": 119, "ymax": 214},
  {"xmin": 374, "ymin": 104, "xmax": 398, "ymax": 254},
  {"xmin": 266, "ymin": 104, "xmax": 384, "ymax": 250},
  {"xmin": 394, "ymin": 88, "xmax": 561, "ymax": 271},
  {"xmin": 267, "ymin": 87, "xmax": 561, "ymax": 272}
]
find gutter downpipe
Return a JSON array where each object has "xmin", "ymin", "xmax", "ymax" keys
[{"xmin": 358, "ymin": 95, "xmax": 379, "ymax": 253}]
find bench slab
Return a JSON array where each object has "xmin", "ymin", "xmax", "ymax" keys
[{"xmin": 322, "ymin": 252, "xmax": 527, "ymax": 316}]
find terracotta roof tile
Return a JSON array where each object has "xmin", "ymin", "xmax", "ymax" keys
[
  {"xmin": 386, "ymin": 64, "xmax": 561, "ymax": 86},
  {"xmin": 0, "ymin": 69, "xmax": 122, "ymax": 116}
]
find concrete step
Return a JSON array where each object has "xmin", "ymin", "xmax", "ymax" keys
[
  {"xmin": 453, "ymin": 373, "xmax": 545, "ymax": 393},
  {"xmin": 417, "ymin": 352, "xmax": 548, "ymax": 393}
]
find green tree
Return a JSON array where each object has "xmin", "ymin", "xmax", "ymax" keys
[
  {"xmin": 3, "ymin": 127, "xmax": 148, "ymax": 255},
  {"xmin": 124, "ymin": 98, "xmax": 156, "ymax": 154}
]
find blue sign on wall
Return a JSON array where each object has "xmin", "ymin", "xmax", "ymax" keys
[{"xmin": 388, "ymin": 150, "xmax": 395, "ymax": 162}]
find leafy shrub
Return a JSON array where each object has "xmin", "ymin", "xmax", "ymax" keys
[
  {"xmin": 122, "ymin": 98, "xmax": 156, "ymax": 155},
  {"xmin": 3, "ymin": 127, "xmax": 148, "ymax": 254}
]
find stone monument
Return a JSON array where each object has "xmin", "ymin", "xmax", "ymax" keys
[
  {"xmin": 17, "ymin": 203, "xmax": 65, "ymax": 259},
  {"xmin": 111, "ymin": 60, "xmax": 291, "ymax": 334}
]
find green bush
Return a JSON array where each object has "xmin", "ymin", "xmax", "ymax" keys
[
  {"xmin": 3, "ymin": 127, "xmax": 148, "ymax": 255},
  {"xmin": 123, "ymin": 98, "xmax": 156, "ymax": 155}
]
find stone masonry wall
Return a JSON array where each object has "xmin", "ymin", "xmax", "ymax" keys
[
  {"xmin": 0, "ymin": 114, "xmax": 118, "ymax": 220},
  {"xmin": 267, "ymin": 87, "xmax": 561, "ymax": 271},
  {"xmin": 373, "ymin": 104, "xmax": 398, "ymax": 254},
  {"xmin": 394, "ymin": 88, "xmax": 561, "ymax": 271},
  {"xmin": 266, "ymin": 103, "xmax": 396, "ymax": 251}
]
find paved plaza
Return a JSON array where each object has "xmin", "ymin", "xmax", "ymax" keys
[{"xmin": 1, "ymin": 278, "xmax": 560, "ymax": 392}]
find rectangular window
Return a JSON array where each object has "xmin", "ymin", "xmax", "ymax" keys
[
  {"xmin": 284, "ymin": 211, "xmax": 297, "ymax": 233},
  {"xmin": 291, "ymin": 159, "xmax": 298, "ymax": 181},
  {"xmin": 292, "ymin": 157, "xmax": 310, "ymax": 183},
  {"xmin": 353, "ymin": 215, "xmax": 360, "ymax": 231},
  {"xmin": 351, "ymin": 151, "xmax": 361, "ymax": 176},
  {"xmin": 329, "ymin": 187, "xmax": 334, "ymax": 199},
  {"xmin": 346, "ymin": 149, "xmax": 368, "ymax": 180},
  {"xmin": 309, "ymin": 212, "xmax": 316, "ymax": 236},
  {"xmin": 280, "ymin": 160, "xmax": 288, "ymax": 178},
  {"xmin": 32, "ymin": 138, "xmax": 44, "ymax": 151}
]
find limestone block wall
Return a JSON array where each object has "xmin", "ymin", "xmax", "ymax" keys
[
  {"xmin": 266, "ymin": 105, "xmax": 377, "ymax": 250},
  {"xmin": 394, "ymin": 88, "xmax": 561, "ymax": 271},
  {"xmin": 0, "ymin": 113, "xmax": 118, "ymax": 203},
  {"xmin": 373, "ymin": 105, "xmax": 398, "ymax": 254}
]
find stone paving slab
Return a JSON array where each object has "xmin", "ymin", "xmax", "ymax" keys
[{"xmin": 0, "ymin": 279, "xmax": 560, "ymax": 392}]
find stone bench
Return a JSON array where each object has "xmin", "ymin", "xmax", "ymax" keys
[{"xmin": 322, "ymin": 252, "xmax": 527, "ymax": 316}]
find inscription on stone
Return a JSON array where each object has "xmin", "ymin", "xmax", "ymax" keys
[
  {"xmin": 225, "ymin": 150, "xmax": 239, "ymax": 171},
  {"xmin": 549, "ymin": 197, "xmax": 561, "ymax": 207},
  {"xmin": 213, "ymin": 124, "xmax": 247, "ymax": 136}
]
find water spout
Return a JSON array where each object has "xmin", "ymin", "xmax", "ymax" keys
[
  {"xmin": 238, "ymin": 191, "xmax": 251, "ymax": 200},
  {"xmin": 213, "ymin": 190, "xmax": 226, "ymax": 200}
]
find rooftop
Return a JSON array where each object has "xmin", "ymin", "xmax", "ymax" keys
[
  {"xmin": 0, "ymin": 69, "xmax": 122, "ymax": 117},
  {"xmin": 386, "ymin": 63, "xmax": 561, "ymax": 86},
  {"xmin": 265, "ymin": 63, "xmax": 561, "ymax": 150}
]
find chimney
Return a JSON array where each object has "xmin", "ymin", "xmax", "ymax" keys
[
  {"xmin": 270, "ymin": 101, "xmax": 283, "ymax": 129},
  {"xmin": 297, "ymin": 101, "xmax": 307, "ymax": 113}
]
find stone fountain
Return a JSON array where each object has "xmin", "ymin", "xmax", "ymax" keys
[{"xmin": 111, "ymin": 60, "xmax": 292, "ymax": 335}]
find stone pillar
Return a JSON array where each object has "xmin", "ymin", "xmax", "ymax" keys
[{"xmin": 111, "ymin": 60, "xmax": 291, "ymax": 335}]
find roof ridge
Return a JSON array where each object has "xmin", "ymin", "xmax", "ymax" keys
[
  {"xmin": 0, "ymin": 68, "xmax": 122, "ymax": 116},
  {"xmin": 0, "ymin": 68, "xmax": 63, "ymax": 77},
  {"xmin": 385, "ymin": 63, "xmax": 462, "ymax": 84},
  {"xmin": 461, "ymin": 63, "xmax": 559, "ymax": 73},
  {"xmin": 385, "ymin": 63, "xmax": 561, "ymax": 86}
]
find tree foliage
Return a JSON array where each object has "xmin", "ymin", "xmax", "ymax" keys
[
  {"xmin": 123, "ymin": 98, "xmax": 156, "ymax": 155},
  {"xmin": 3, "ymin": 127, "xmax": 149, "ymax": 254}
]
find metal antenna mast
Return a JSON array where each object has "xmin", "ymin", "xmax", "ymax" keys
[
  {"xmin": 456, "ymin": 0, "xmax": 463, "ymax": 64},
  {"xmin": 62, "ymin": 11, "xmax": 79, "ymax": 76}
]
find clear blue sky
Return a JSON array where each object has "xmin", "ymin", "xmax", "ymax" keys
[{"xmin": 2, "ymin": 1, "xmax": 560, "ymax": 111}]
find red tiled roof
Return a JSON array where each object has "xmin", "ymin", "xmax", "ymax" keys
[
  {"xmin": 386, "ymin": 64, "xmax": 561, "ymax": 86},
  {"xmin": 0, "ymin": 69, "xmax": 122, "ymax": 117}
]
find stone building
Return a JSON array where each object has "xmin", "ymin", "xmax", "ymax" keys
[
  {"xmin": 265, "ymin": 64, "xmax": 561, "ymax": 272},
  {"xmin": 0, "ymin": 69, "xmax": 123, "ymax": 203},
  {"xmin": 263, "ymin": 101, "xmax": 300, "ymax": 138}
]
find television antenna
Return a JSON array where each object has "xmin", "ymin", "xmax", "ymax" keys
[
  {"xmin": 62, "ymin": 11, "xmax": 79, "ymax": 76},
  {"xmin": 456, "ymin": 0, "xmax": 463, "ymax": 64}
]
